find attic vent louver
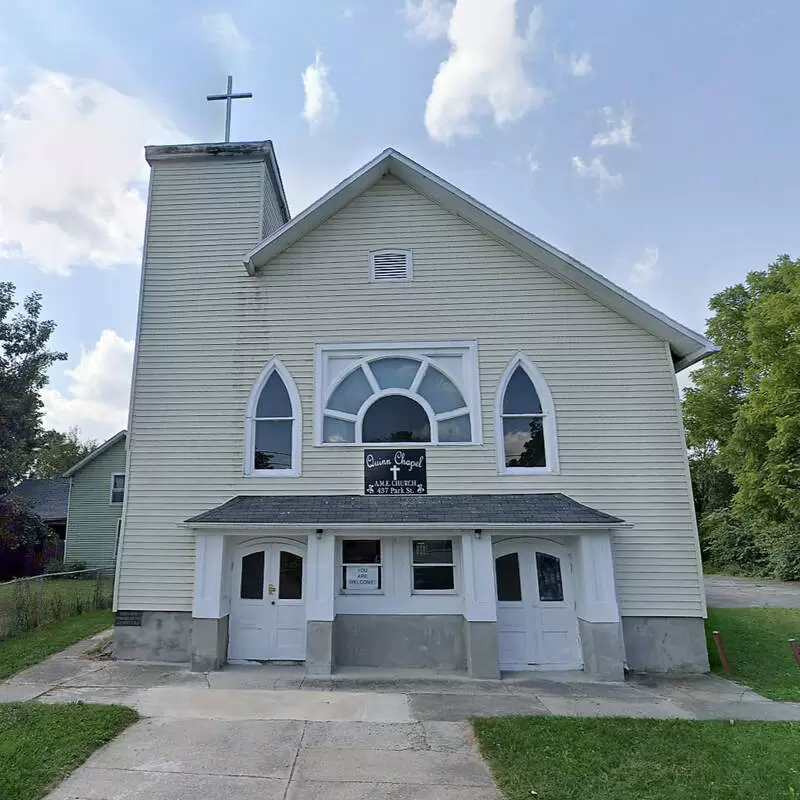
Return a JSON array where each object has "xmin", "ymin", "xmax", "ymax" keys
[{"xmin": 370, "ymin": 250, "xmax": 413, "ymax": 282}]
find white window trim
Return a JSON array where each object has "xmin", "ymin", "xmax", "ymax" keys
[
  {"xmin": 315, "ymin": 341, "xmax": 482, "ymax": 447},
  {"xmin": 495, "ymin": 353, "xmax": 560, "ymax": 475},
  {"xmin": 410, "ymin": 537, "xmax": 458, "ymax": 595},
  {"xmin": 109, "ymin": 473, "xmax": 125, "ymax": 505},
  {"xmin": 369, "ymin": 249, "xmax": 413, "ymax": 282},
  {"xmin": 338, "ymin": 538, "xmax": 385, "ymax": 595},
  {"xmin": 244, "ymin": 357, "xmax": 302, "ymax": 477}
]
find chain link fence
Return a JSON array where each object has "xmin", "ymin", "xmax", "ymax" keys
[{"xmin": 0, "ymin": 569, "xmax": 113, "ymax": 639}]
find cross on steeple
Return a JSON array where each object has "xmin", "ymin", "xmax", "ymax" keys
[{"xmin": 206, "ymin": 75, "xmax": 252, "ymax": 143}]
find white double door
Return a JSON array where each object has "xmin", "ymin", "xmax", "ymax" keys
[
  {"xmin": 229, "ymin": 540, "xmax": 306, "ymax": 662},
  {"xmin": 494, "ymin": 539, "xmax": 581, "ymax": 671}
]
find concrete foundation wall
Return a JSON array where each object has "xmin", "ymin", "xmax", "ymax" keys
[
  {"xmin": 463, "ymin": 620, "xmax": 500, "ymax": 678},
  {"xmin": 334, "ymin": 614, "xmax": 467, "ymax": 670},
  {"xmin": 114, "ymin": 611, "xmax": 191, "ymax": 663},
  {"xmin": 307, "ymin": 620, "xmax": 334, "ymax": 675},
  {"xmin": 622, "ymin": 616, "xmax": 709, "ymax": 674},
  {"xmin": 579, "ymin": 619, "xmax": 625, "ymax": 680},
  {"xmin": 190, "ymin": 615, "xmax": 229, "ymax": 672}
]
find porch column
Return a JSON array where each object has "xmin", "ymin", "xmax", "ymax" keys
[
  {"xmin": 305, "ymin": 531, "xmax": 335, "ymax": 674},
  {"xmin": 191, "ymin": 533, "xmax": 230, "ymax": 672},
  {"xmin": 461, "ymin": 532, "xmax": 500, "ymax": 678},
  {"xmin": 574, "ymin": 533, "xmax": 625, "ymax": 680}
]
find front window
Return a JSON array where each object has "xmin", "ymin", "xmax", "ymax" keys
[
  {"xmin": 497, "ymin": 355, "xmax": 559, "ymax": 473},
  {"xmin": 318, "ymin": 344, "xmax": 480, "ymax": 446},
  {"xmin": 362, "ymin": 396, "xmax": 431, "ymax": 443},
  {"xmin": 246, "ymin": 359, "xmax": 301, "ymax": 476},
  {"xmin": 411, "ymin": 539, "xmax": 455, "ymax": 591},
  {"xmin": 341, "ymin": 539, "xmax": 382, "ymax": 592},
  {"xmin": 110, "ymin": 474, "xmax": 125, "ymax": 504}
]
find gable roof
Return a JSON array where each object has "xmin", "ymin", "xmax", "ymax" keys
[
  {"xmin": 63, "ymin": 431, "xmax": 126, "ymax": 478},
  {"xmin": 12, "ymin": 478, "xmax": 69, "ymax": 522},
  {"xmin": 244, "ymin": 148, "xmax": 716, "ymax": 372}
]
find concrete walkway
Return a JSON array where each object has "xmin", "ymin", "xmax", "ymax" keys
[
  {"xmin": 3, "ymin": 631, "xmax": 800, "ymax": 799},
  {"xmin": 705, "ymin": 574, "xmax": 800, "ymax": 608}
]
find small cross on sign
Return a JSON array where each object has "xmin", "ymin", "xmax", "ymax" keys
[
  {"xmin": 390, "ymin": 464, "xmax": 401, "ymax": 481},
  {"xmin": 206, "ymin": 75, "xmax": 252, "ymax": 143}
]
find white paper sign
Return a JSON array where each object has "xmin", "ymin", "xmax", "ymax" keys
[{"xmin": 345, "ymin": 565, "xmax": 380, "ymax": 591}]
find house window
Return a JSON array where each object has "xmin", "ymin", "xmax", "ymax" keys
[
  {"xmin": 411, "ymin": 539, "xmax": 454, "ymax": 591},
  {"xmin": 246, "ymin": 359, "xmax": 302, "ymax": 476},
  {"xmin": 341, "ymin": 539, "xmax": 382, "ymax": 592},
  {"xmin": 497, "ymin": 354, "xmax": 559, "ymax": 474},
  {"xmin": 362, "ymin": 396, "xmax": 431, "ymax": 443},
  {"xmin": 317, "ymin": 343, "xmax": 481, "ymax": 446},
  {"xmin": 110, "ymin": 473, "xmax": 125, "ymax": 504}
]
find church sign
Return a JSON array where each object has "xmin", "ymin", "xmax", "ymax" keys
[{"xmin": 364, "ymin": 449, "xmax": 427, "ymax": 495}]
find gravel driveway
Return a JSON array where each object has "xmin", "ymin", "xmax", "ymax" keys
[{"xmin": 705, "ymin": 575, "xmax": 800, "ymax": 608}]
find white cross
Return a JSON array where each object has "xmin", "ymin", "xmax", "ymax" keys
[
  {"xmin": 390, "ymin": 464, "xmax": 401, "ymax": 481},
  {"xmin": 206, "ymin": 75, "xmax": 253, "ymax": 143}
]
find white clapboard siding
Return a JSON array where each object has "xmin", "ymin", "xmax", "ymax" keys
[{"xmin": 118, "ymin": 170, "xmax": 703, "ymax": 618}]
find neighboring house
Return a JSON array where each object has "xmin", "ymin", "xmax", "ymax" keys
[
  {"xmin": 114, "ymin": 143, "xmax": 716, "ymax": 679},
  {"xmin": 5, "ymin": 478, "xmax": 69, "ymax": 576},
  {"xmin": 12, "ymin": 478, "xmax": 70, "ymax": 540},
  {"xmin": 63, "ymin": 431, "xmax": 127, "ymax": 574}
]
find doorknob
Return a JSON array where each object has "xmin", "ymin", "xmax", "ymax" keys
[{"xmin": 268, "ymin": 584, "xmax": 276, "ymax": 595}]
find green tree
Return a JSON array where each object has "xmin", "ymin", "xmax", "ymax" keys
[
  {"xmin": 684, "ymin": 255, "xmax": 800, "ymax": 578},
  {"xmin": 31, "ymin": 427, "xmax": 98, "ymax": 478},
  {"xmin": 0, "ymin": 283, "xmax": 67, "ymax": 494}
]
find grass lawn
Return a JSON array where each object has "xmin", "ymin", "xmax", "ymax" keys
[
  {"xmin": 0, "ymin": 609, "xmax": 114, "ymax": 680},
  {"xmin": 705, "ymin": 607, "xmax": 800, "ymax": 701},
  {"xmin": 473, "ymin": 716, "xmax": 800, "ymax": 800},
  {"xmin": 0, "ymin": 702, "xmax": 137, "ymax": 800}
]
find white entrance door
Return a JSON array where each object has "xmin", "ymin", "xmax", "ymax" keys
[
  {"xmin": 229, "ymin": 541, "xmax": 306, "ymax": 662},
  {"xmin": 494, "ymin": 539, "xmax": 581, "ymax": 671}
]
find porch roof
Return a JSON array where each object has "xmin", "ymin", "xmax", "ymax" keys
[{"xmin": 184, "ymin": 493, "xmax": 626, "ymax": 529}]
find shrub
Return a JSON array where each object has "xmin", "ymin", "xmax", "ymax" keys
[
  {"xmin": 758, "ymin": 522, "xmax": 800, "ymax": 581},
  {"xmin": 43, "ymin": 560, "xmax": 89, "ymax": 577},
  {"xmin": 699, "ymin": 509, "xmax": 768, "ymax": 575}
]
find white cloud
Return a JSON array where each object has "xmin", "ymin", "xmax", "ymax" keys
[
  {"xmin": 676, "ymin": 361, "xmax": 701, "ymax": 396},
  {"xmin": 630, "ymin": 246, "xmax": 659, "ymax": 285},
  {"xmin": 340, "ymin": 7, "xmax": 355, "ymax": 20},
  {"xmin": 42, "ymin": 329, "xmax": 134, "ymax": 441},
  {"xmin": 591, "ymin": 106, "xmax": 634, "ymax": 148},
  {"xmin": 0, "ymin": 70, "xmax": 183, "ymax": 275},
  {"xmin": 301, "ymin": 52, "xmax": 338, "ymax": 131},
  {"xmin": 525, "ymin": 151, "xmax": 540, "ymax": 173},
  {"xmin": 200, "ymin": 12, "xmax": 251, "ymax": 64},
  {"xmin": 569, "ymin": 52, "xmax": 592, "ymax": 77},
  {"xmin": 404, "ymin": 0, "xmax": 453, "ymax": 41},
  {"xmin": 571, "ymin": 154, "xmax": 622, "ymax": 187},
  {"xmin": 423, "ymin": 0, "xmax": 548, "ymax": 143}
]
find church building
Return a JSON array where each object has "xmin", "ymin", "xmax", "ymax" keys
[{"xmin": 112, "ymin": 140, "xmax": 714, "ymax": 679}]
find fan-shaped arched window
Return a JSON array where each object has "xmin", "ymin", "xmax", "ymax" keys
[
  {"xmin": 319, "ymin": 352, "xmax": 476, "ymax": 445},
  {"xmin": 245, "ymin": 359, "xmax": 302, "ymax": 476},
  {"xmin": 496, "ymin": 354, "xmax": 558, "ymax": 474}
]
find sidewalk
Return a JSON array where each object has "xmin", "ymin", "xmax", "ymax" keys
[{"xmin": 3, "ymin": 632, "xmax": 800, "ymax": 799}]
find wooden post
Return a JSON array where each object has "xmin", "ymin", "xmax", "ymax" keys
[
  {"xmin": 789, "ymin": 639, "xmax": 800, "ymax": 668},
  {"xmin": 712, "ymin": 630, "xmax": 732, "ymax": 675}
]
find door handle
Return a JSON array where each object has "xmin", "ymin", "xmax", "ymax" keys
[{"xmin": 268, "ymin": 584, "xmax": 276, "ymax": 595}]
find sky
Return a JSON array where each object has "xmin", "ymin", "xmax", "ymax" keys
[{"xmin": 1, "ymin": 0, "xmax": 798, "ymax": 441}]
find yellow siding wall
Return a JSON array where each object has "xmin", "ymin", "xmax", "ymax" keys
[{"xmin": 118, "ymin": 168, "xmax": 703, "ymax": 618}]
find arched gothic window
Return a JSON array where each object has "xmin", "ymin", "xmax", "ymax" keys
[
  {"xmin": 497, "ymin": 354, "xmax": 559, "ymax": 474},
  {"xmin": 245, "ymin": 359, "xmax": 302, "ymax": 476}
]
